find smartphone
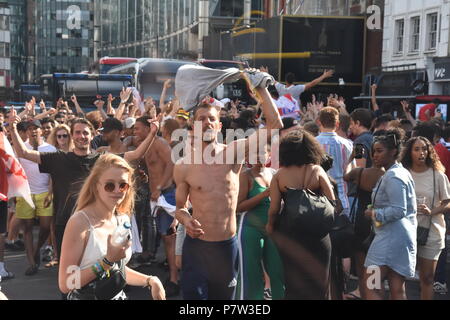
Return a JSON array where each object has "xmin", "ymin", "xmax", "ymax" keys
[{"xmin": 354, "ymin": 144, "xmax": 365, "ymax": 159}]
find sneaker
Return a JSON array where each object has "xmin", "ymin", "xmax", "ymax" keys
[
  {"xmin": 0, "ymin": 269, "xmax": 15, "ymax": 281},
  {"xmin": 5, "ymin": 241, "xmax": 24, "ymax": 252},
  {"xmin": 42, "ymin": 247, "xmax": 54, "ymax": 263},
  {"xmin": 25, "ymin": 264, "xmax": 39, "ymax": 276},
  {"xmin": 263, "ymin": 288, "xmax": 272, "ymax": 300},
  {"xmin": 433, "ymin": 282, "xmax": 448, "ymax": 295},
  {"xmin": 164, "ymin": 281, "xmax": 180, "ymax": 298},
  {"xmin": 244, "ymin": 70, "xmax": 275, "ymax": 89}
]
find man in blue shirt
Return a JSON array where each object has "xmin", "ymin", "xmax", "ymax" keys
[{"xmin": 316, "ymin": 107, "xmax": 354, "ymax": 215}]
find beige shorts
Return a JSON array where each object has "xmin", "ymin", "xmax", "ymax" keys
[{"xmin": 417, "ymin": 246, "xmax": 442, "ymax": 261}]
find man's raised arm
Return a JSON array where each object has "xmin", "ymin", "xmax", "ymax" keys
[
  {"xmin": 124, "ymin": 116, "xmax": 161, "ymax": 163},
  {"xmin": 229, "ymin": 73, "xmax": 283, "ymax": 164},
  {"xmin": 8, "ymin": 109, "xmax": 41, "ymax": 164}
]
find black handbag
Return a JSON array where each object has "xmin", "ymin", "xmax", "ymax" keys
[
  {"xmin": 276, "ymin": 167, "xmax": 335, "ymax": 239},
  {"xmin": 67, "ymin": 213, "xmax": 128, "ymax": 300},
  {"xmin": 417, "ymin": 170, "xmax": 436, "ymax": 246},
  {"xmin": 67, "ymin": 260, "xmax": 127, "ymax": 300}
]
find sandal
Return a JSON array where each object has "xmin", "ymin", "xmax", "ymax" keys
[{"xmin": 45, "ymin": 259, "xmax": 59, "ymax": 268}]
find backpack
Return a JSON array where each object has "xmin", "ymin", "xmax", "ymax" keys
[{"xmin": 275, "ymin": 167, "xmax": 335, "ymax": 239}]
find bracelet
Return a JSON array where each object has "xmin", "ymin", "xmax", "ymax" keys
[
  {"xmin": 91, "ymin": 261, "xmax": 105, "ymax": 279},
  {"xmin": 99, "ymin": 259, "xmax": 112, "ymax": 273},
  {"xmin": 102, "ymin": 256, "xmax": 114, "ymax": 267}
]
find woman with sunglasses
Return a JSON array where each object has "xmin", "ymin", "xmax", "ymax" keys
[
  {"xmin": 47, "ymin": 124, "xmax": 74, "ymax": 152},
  {"xmin": 59, "ymin": 153, "xmax": 166, "ymax": 300},
  {"xmin": 400, "ymin": 137, "xmax": 450, "ymax": 299},
  {"xmin": 364, "ymin": 129, "xmax": 417, "ymax": 300}
]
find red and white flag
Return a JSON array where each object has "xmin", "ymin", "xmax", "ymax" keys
[{"xmin": 0, "ymin": 131, "xmax": 34, "ymax": 208}]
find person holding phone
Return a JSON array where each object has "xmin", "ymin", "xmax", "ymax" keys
[{"xmin": 59, "ymin": 154, "xmax": 165, "ymax": 300}]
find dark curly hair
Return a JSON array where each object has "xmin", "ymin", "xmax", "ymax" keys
[
  {"xmin": 279, "ymin": 129, "xmax": 326, "ymax": 167},
  {"xmin": 372, "ymin": 128, "xmax": 405, "ymax": 158},
  {"xmin": 400, "ymin": 136, "xmax": 445, "ymax": 173}
]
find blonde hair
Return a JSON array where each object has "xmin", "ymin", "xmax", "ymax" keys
[
  {"xmin": 47, "ymin": 124, "xmax": 74, "ymax": 151},
  {"xmin": 75, "ymin": 154, "xmax": 135, "ymax": 216}
]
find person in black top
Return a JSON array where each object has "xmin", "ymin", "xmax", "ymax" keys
[{"xmin": 7, "ymin": 110, "xmax": 160, "ymax": 278}]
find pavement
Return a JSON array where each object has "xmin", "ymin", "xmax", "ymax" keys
[{"xmin": 1, "ymin": 227, "xmax": 450, "ymax": 300}]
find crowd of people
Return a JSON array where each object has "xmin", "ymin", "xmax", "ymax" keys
[{"xmin": 0, "ymin": 65, "xmax": 449, "ymax": 300}]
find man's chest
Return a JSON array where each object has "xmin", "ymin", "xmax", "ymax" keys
[{"xmin": 185, "ymin": 165, "xmax": 240, "ymax": 192}]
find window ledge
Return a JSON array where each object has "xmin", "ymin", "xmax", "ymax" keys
[
  {"xmin": 424, "ymin": 49, "xmax": 437, "ymax": 54},
  {"xmin": 407, "ymin": 51, "xmax": 420, "ymax": 56}
]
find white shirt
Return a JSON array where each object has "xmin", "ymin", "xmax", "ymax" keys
[
  {"xmin": 19, "ymin": 142, "xmax": 57, "ymax": 195},
  {"xmin": 275, "ymin": 83, "xmax": 306, "ymax": 102}
]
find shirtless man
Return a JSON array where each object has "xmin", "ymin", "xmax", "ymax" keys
[
  {"xmin": 144, "ymin": 120, "xmax": 178, "ymax": 296},
  {"xmin": 174, "ymin": 71, "xmax": 282, "ymax": 300},
  {"xmin": 96, "ymin": 118, "xmax": 128, "ymax": 154}
]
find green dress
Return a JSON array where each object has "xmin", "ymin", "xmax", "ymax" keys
[{"xmin": 237, "ymin": 178, "xmax": 285, "ymax": 300}]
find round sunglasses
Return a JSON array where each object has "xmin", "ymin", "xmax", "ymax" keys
[
  {"xmin": 102, "ymin": 182, "xmax": 130, "ymax": 193},
  {"xmin": 57, "ymin": 134, "xmax": 69, "ymax": 139}
]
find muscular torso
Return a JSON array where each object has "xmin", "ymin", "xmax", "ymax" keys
[
  {"xmin": 145, "ymin": 137, "xmax": 172, "ymax": 192},
  {"xmin": 185, "ymin": 162, "xmax": 242, "ymax": 242}
]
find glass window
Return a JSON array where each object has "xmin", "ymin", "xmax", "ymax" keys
[
  {"xmin": 394, "ymin": 19, "xmax": 404, "ymax": 54},
  {"xmin": 427, "ymin": 13, "xmax": 438, "ymax": 50},
  {"xmin": 410, "ymin": 16, "xmax": 420, "ymax": 52}
]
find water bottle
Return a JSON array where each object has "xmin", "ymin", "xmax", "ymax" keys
[{"xmin": 111, "ymin": 222, "xmax": 132, "ymax": 246}]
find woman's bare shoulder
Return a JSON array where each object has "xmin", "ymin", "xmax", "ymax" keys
[{"xmin": 66, "ymin": 211, "xmax": 91, "ymax": 235}]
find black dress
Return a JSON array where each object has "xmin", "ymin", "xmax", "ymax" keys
[
  {"xmin": 273, "ymin": 191, "xmax": 332, "ymax": 300},
  {"xmin": 351, "ymin": 169, "xmax": 375, "ymax": 253}
]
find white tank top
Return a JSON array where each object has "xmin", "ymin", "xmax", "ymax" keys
[{"xmin": 78, "ymin": 211, "xmax": 132, "ymax": 270}]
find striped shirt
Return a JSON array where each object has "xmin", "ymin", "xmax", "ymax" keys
[{"xmin": 316, "ymin": 132, "xmax": 354, "ymax": 214}]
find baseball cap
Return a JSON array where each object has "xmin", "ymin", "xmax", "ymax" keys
[
  {"xmin": 281, "ymin": 117, "xmax": 299, "ymax": 131},
  {"xmin": 124, "ymin": 117, "xmax": 136, "ymax": 129},
  {"xmin": 176, "ymin": 109, "xmax": 190, "ymax": 120},
  {"xmin": 26, "ymin": 120, "xmax": 42, "ymax": 130},
  {"xmin": 102, "ymin": 117, "xmax": 123, "ymax": 133}
]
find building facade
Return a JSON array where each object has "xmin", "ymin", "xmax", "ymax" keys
[
  {"xmin": 7, "ymin": 0, "xmax": 34, "ymax": 92},
  {"xmin": 35, "ymin": 0, "xmax": 94, "ymax": 76},
  {"xmin": 95, "ymin": 0, "xmax": 265, "ymax": 60},
  {"xmin": 0, "ymin": 0, "xmax": 11, "ymax": 101},
  {"xmin": 382, "ymin": 0, "xmax": 450, "ymax": 94}
]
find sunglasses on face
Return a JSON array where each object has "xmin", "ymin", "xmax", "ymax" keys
[
  {"xmin": 57, "ymin": 134, "xmax": 69, "ymax": 139},
  {"xmin": 102, "ymin": 182, "xmax": 130, "ymax": 193}
]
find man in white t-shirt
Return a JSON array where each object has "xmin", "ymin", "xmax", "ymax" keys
[
  {"xmin": 262, "ymin": 67, "xmax": 334, "ymax": 103},
  {"xmin": 16, "ymin": 120, "xmax": 57, "ymax": 276}
]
